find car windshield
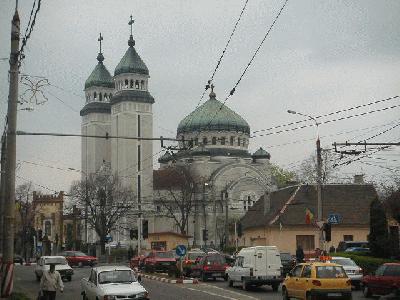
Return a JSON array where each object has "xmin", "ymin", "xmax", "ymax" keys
[
  {"xmin": 155, "ymin": 252, "xmax": 174, "ymax": 258},
  {"xmin": 316, "ymin": 266, "xmax": 347, "ymax": 278},
  {"xmin": 280, "ymin": 253, "xmax": 292, "ymax": 261},
  {"xmin": 98, "ymin": 270, "xmax": 136, "ymax": 284},
  {"xmin": 73, "ymin": 252, "xmax": 87, "ymax": 256},
  {"xmin": 44, "ymin": 257, "xmax": 67, "ymax": 265},
  {"xmin": 331, "ymin": 259, "xmax": 357, "ymax": 266},
  {"xmin": 206, "ymin": 255, "xmax": 226, "ymax": 265},
  {"xmin": 188, "ymin": 253, "xmax": 204, "ymax": 260}
]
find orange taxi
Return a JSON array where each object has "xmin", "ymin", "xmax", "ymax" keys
[{"xmin": 282, "ymin": 261, "xmax": 352, "ymax": 300}]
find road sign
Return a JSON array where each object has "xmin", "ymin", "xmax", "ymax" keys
[
  {"xmin": 105, "ymin": 236, "xmax": 112, "ymax": 243},
  {"xmin": 327, "ymin": 213, "xmax": 342, "ymax": 224},
  {"xmin": 175, "ymin": 245, "xmax": 187, "ymax": 257}
]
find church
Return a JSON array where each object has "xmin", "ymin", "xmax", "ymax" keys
[{"xmin": 80, "ymin": 19, "xmax": 276, "ymax": 249}]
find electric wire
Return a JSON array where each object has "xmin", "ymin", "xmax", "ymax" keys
[{"xmin": 19, "ymin": 0, "xmax": 42, "ymax": 62}]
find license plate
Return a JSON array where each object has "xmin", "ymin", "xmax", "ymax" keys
[
  {"xmin": 327, "ymin": 293, "xmax": 341, "ymax": 297},
  {"xmin": 212, "ymin": 273, "xmax": 221, "ymax": 276}
]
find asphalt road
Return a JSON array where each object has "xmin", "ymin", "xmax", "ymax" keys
[{"xmin": 14, "ymin": 264, "xmax": 369, "ymax": 300}]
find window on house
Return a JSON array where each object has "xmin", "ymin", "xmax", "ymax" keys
[
  {"xmin": 130, "ymin": 79, "xmax": 134, "ymax": 88},
  {"xmin": 296, "ymin": 235, "xmax": 315, "ymax": 252},
  {"xmin": 212, "ymin": 137, "xmax": 217, "ymax": 145},
  {"xmin": 93, "ymin": 92, "xmax": 97, "ymax": 99},
  {"xmin": 343, "ymin": 235, "xmax": 353, "ymax": 241},
  {"xmin": 135, "ymin": 80, "xmax": 140, "ymax": 89},
  {"xmin": 230, "ymin": 136, "xmax": 234, "ymax": 146},
  {"xmin": 125, "ymin": 79, "xmax": 129, "ymax": 88},
  {"xmin": 221, "ymin": 137, "xmax": 226, "ymax": 145},
  {"xmin": 237, "ymin": 137, "xmax": 241, "ymax": 146},
  {"xmin": 203, "ymin": 137, "xmax": 208, "ymax": 145}
]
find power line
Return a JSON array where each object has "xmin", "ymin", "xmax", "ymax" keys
[
  {"xmin": 362, "ymin": 122, "xmax": 400, "ymax": 142},
  {"xmin": 252, "ymin": 95, "xmax": 400, "ymax": 134},
  {"xmin": 19, "ymin": 0, "xmax": 42, "ymax": 62},
  {"xmin": 251, "ymin": 102, "xmax": 400, "ymax": 138}
]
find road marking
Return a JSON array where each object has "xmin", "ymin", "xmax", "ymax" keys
[
  {"xmin": 199, "ymin": 283, "xmax": 259, "ymax": 300},
  {"xmin": 185, "ymin": 287, "xmax": 238, "ymax": 299}
]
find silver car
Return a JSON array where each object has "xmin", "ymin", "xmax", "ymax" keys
[{"xmin": 329, "ymin": 256, "xmax": 363, "ymax": 289}]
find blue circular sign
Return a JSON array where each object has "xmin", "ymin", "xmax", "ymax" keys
[{"xmin": 176, "ymin": 245, "xmax": 187, "ymax": 257}]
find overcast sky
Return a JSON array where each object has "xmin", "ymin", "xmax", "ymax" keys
[{"xmin": 0, "ymin": 0, "xmax": 399, "ymax": 194}]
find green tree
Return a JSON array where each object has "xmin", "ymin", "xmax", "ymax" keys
[
  {"xmin": 270, "ymin": 164, "xmax": 296, "ymax": 188},
  {"xmin": 368, "ymin": 198, "xmax": 389, "ymax": 258}
]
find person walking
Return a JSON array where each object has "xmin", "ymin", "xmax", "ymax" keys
[
  {"xmin": 296, "ymin": 245, "xmax": 305, "ymax": 263},
  {"xmin": 39, "ymin": 263, "xmax": 64, "ymax": 300}
]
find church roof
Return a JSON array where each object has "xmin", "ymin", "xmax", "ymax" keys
[
  {"xmin": 114, "ymin": 36, "xmax": 149, "ymax": 76},
  {"xmin": 85, "ymin": 53, "xmax": 114, "ymax": 89},
  {"xmin": 252, "ymin": 147, "xmax": 270, "ymax": 159},
  {"xmin": 177, "ymin": 91, "xmax": 250, "ymax": 135}
]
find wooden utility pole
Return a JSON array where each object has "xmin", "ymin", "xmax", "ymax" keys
[
  {"xmin": 316, "ymin": 138, "xmax": 323, "ymax": 249},
  {"xmin": 0, "ymin": 134, "xmax": 7, "ymax": 255},
  {"xmin": 1, "ymin": 4, "xmax": 20, "ymax": 297}
]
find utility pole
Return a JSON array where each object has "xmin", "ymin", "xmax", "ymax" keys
[
  {"xmin": 0, "ymin": 134, "xmax": 7, "ymax": 254},
  {"xmin": 316, "ymin": 138, "xmax": 323, "ymax": 249},
  {"xmin": 2, "ymin": 5, "xmax": 20, "ymax": 298},
  {"xmin": 224, "ymin": 191, "xmax": 229, "ymax": 249}
]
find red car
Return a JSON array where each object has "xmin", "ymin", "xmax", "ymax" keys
[
  {"xmin": 143, "ymin": 250, "xmax": 176, "ymax": 273},
  {"xmin": 59, "ymin": 251, "xmax": 97, "ymax": 267},
  {"xmin": 130, "ymin": 253, "xmax": 147, "ymax": 270},
  {"xmin": 362, "ymin": 263, "xmax": 400, "ymax": 297},
  {"xmin": 191, "ymin": 253, "xmax": 228, "ymax": 281}
]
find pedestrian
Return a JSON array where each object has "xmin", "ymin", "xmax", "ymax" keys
[
  {"xmin": 296, "ymin": 245, "xmax": 304, "ymax": 263},
  {"xmin": 39, "ymin": 263, "xmax": 64, "ymax": 300}
]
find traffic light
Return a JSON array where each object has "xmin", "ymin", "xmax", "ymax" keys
[
  {"xmin": 236, "ymin": 223, "xmax": 243, "ymax": 238},
  {"xmin": 202, "ymin": 229, "xmax": 208, "ymax": 241},
  {"xmin": 130, "ymin": 229, "xmax": 138, "ymax": 240},
  {"xmin": 142, "ymin": 220, "xmax": 149, "ymax": 239},
  {"xmin": 323, "ymin": 223, "xmax": 331, "ymax": 242}
]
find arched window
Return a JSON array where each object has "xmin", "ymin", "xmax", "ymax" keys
[
  {"xmin": 141, "ymin": 80, "xmax": 145, "ymax": 89},
  {"xmin": 45, "ymin": 220, "xmax": 51, "ymax": 236},
  {"xmin": 237, "ymin": 137, "xmax": 241, "ymax": 146},
  {"xmin": 221, "ymin": 137, "xmax": 226, "ymax": 145},
  {"xmin": 212, "ymin": 137, "xmax": 217, "ymax": 145},
  {"xmin": 93, "ymin": 92, "xmax": 97, "ymax": 99},
  {"xmin": 135, "ymin": 80, "xmax": 140, "ymax": 89},
  {"xmin": 130, "ymin": 79, "xmax": 134, "ymax": 88},
  {"xmin": 104, "ymin": 94, "xmax": 108, "ymax": 101},
  {"xmin": 99, "ymin": 93, "xmax": 102, "ymax": 101},
  {"xmin": 230, "ymin": 136, "xmax": 234, "ymax": 146},
  {"xmin": 203, "ymin": 137, "xmax": 208, "ymax": 145},
  {"xmin": 125, "ymin": 79, "xmax": 129, "ymax": 88}
]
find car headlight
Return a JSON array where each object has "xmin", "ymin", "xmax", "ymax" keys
[{"xmin": 136, "ymin": 291, "xmax": 148, "ymax": 298}]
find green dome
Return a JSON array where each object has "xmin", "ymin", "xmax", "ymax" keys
[
  {"xmin": 114, "ymin": 37, "xmax": 149, "ymax": 76},
  {"xmin": 84, "ymin": 54, "xmax": 114, "ymax": 89},
  {"xmin": 177, "ymin": 92, "xmax": 250, "ymax": 134},
  {"xmin": 252, "ymin": 147, "xmax": 270, "ymax": 159}
]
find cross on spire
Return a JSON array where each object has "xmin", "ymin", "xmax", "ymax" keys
[
  {"xmin": 210, "ymin": 84, "xmax": 214, "ymax": 93},
  {"xmin": 98, "ymin": 33, "xmax": 103, "ymax": 54},
  {"xmin": 128, "ymin": 15, "xmax": 135, "ymax": 36}
]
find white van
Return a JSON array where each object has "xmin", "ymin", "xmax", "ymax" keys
[{"xmin": 226, "ymin": 246, "xmax": 283, "ymax": 291}]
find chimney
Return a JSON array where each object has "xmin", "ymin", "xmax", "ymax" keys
[
  {"xmin": 264, "ymin": 192, "xmax": 271, "ymax": 215},
  {"xmin": 354, "ymin": 174, "xmax": 364, "ymax": 184}
]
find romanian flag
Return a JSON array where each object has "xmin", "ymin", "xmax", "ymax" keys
[{"xmin": 305, "ymin": 208, "xmax": 314, "ymax": 225}]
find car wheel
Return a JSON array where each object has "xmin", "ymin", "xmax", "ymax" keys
[
  {"xmin": 271, "ymin": 283, "xmax": 279, "ymax": 292},
  {"xmin": 228, "ymin": 276, "xmax": 233, "ymax": 287},
  {"xmin": 242, "ymin": 280, "xmax": 248, "ymax": 291},
  {"xmin": 282, "ymin": 287, "xmax": 290, "ymax": 300},
  {"xmin": 363, "ymin": 285, "xmax": 372, "ymax": 298}
]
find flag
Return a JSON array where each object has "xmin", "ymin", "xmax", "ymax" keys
[{"xmin": 305, "ymin": 208, "xmax": 314, "ymax": 225}]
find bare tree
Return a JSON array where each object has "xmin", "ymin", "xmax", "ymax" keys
[
  {"xmin": 69, "ymin": 173, "xmax": 135, "ymax": 254},
  {"xmin": 154, "ymin": 166, "xmax": 195, "ymax": 235},
  {"xmin": 297, "ymin": 150, "xmax": 339, "ymax": 184}
]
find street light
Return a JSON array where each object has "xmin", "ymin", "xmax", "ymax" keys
[{"xmin": 287, "ymin": 109, "xmax": 324, "ymax": 249}]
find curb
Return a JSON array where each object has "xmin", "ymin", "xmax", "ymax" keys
[{"xmin": 140, "ymin": 273, "xmax": 199, "ymax": 284}]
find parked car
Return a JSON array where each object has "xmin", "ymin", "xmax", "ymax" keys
[
  {"xmin": 337, "ymin": 241, "xmax": 368, "ymax": 252},
  {"xmin": 34, "ymin": 256, "xmax": 74, "ymax": 282},
  {"xmin": 280, "ymin": 252, "xmax": 295, "ymax": 277},
  {"xmin": 362, "ymin": 263, "xmax": 400, "ymax": 298},
  {"xmin": 182, "ymin": 249, "xmax": 206, "ymax": 277},
  {"xmin": 191, "ymin": 253, "xmax": 228, "ymax": 281},
  {"xmin": 81, "ymin": 265, "xmax": 148, "ymax": 300},
  {"xmin": 282, "ymin": 262, "xmax": 352, "ymax": 300},
  {"xmin": 345, "ymin": 247, "xmax": 370, "ymax": 253},
  {"xmin": 226, "ymin": 246, "xmax": 283, "ymax": 291},
  {"xmin": 0, "ymin": 253, "xmax": 24, "ymax": 265},
  {"xmin": 59, "ymin": 251, "xmax": 97, "ymax": 267},
  {"xmin": 130, "ymin": 253, "xmax": 148, "ymax": 270},
  {"xmin": 143, "ymin": 250, "xmax": 176, "ymax": 273},
  {"xmin": 328, "ymin": 257, "xmax": 363, "ymax": 289}
]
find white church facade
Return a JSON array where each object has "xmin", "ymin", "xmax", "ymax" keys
[{"xmin": 81, "ymin": 20, "xmax": 276, "ymax": 248}]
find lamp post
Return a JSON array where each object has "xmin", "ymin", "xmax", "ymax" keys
[
  {"xmin": 202, "ymin": 182, "xmax": 209, "ymax": 247},
  {"xmin": 287, "ymin": 110, "xmax": 323, "ymax": 249}
]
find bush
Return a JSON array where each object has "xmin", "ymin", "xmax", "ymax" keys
[{"xmin": 335, "ymin": 252, "xmax": 399, "ymax": 274}]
